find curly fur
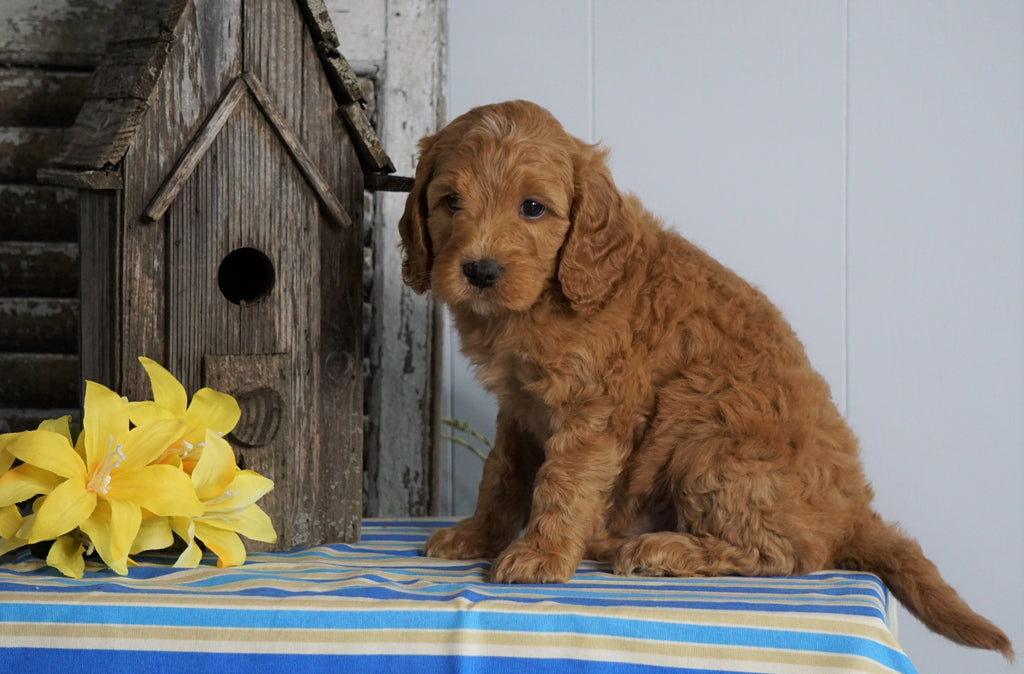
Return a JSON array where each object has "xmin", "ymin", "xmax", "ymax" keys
[{"xmin": 398, "ymin": 100, "xmax": 1013, "ymax": 659}]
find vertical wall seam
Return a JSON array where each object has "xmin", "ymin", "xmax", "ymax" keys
[
  {"xmin": 588, "ymin": 0, "xmax": 596, "ymax": 142},
  {"xmin": 841, "ymin": 0, "xmax": 851, "ymax": 420}
]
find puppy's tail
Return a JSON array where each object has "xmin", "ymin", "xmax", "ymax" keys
[{"xmin": 839, "ymin": 511, "xmax": 1013, "ymax": 660}]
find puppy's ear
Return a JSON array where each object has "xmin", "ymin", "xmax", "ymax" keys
[
  {"xmin": 398, "ymin": 135, "xmax": 437, "ymax": 294},
  {"xmin": 559, "ymin": 141, "xmax": 634, "ymax": 314}
]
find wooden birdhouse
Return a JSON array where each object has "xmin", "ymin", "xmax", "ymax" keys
[{"xmin": 40, "ymin": 0, "xmax": 396, "ymax": 549}]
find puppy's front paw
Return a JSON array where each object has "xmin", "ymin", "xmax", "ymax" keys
[
  {"xmin": 424, "ymin": 522, "xmax": 502, "ymax": 560},
  {"xmin": 489, "ymin": 539, "xmax": 578, "ymax": 584}
]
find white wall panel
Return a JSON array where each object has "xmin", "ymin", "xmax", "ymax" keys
[
  {"xmin": 847, "ymin": 2, "xmax": 1024, "ymax": 672},
  {"xmin": 447, "ymin": 0, "xmax": 593, "ymax": 136}
]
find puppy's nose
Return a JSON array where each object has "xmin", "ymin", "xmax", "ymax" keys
[{"xmin": 462, "ymin": 258, "xmax": 504, "ymax": 289}]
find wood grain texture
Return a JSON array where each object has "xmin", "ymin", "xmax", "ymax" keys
[
  {"xmin": 0, "ymin": 69, "xmax": 90, "ymax": 127},
  {"xmin": 143, "ymin": 77, "xmax": 247, "ymax": 221},
  {"xmin": 0, "ymin": 353, "xmax": 78, "ymax": 408},
  {"xmin": 0, "ymin": 241, "xmax": 78, "ymax": 297},
  {"xmin": 0, "ymin": 298, "xmax": 78, "ymax": 352},
  {"xmin": 364, "ymin": 0, "xmax": 445, "ymax": 517},
  {"xmin": 37, "ymin": 167, "xmax": 122, "ymax": 190},
  {"xmin": 78, "ymin": 190, "xmax": 120, "ymax": 390},
  {"xmin": 241, "ymin": 72, "xmax": 350, "ymax": 228},
  {"xmin": 0, "ymin": 0, "xmax": 121, "ymax": 67},
  {"xmin": 0, "ymin": 128, "xmax": 65, "ymax": 182},
  {"xmin": 0, "ymin": 185, "xmax": 77, "ymax": 241}
]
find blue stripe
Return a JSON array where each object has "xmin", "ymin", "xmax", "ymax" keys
[
  {"xmin": 0, "ymin": 649, "xmax": 761, "ymax": 674},
  {"xmin": 0, "ymin": 600, "xmax": 911, "ymax": 667}
]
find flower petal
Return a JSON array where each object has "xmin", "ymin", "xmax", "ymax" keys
[
  {"xmin": 110, "ymin": 464, "xmax": 203, "ymax": 517},
  {"xmin": 107, "ymin": 498, "xmax": 141, "ymax": 565},
  {"xmin": 170, "ymin": 517, "xmax": 202, "ymax": 568},
  {"xmin": 131, "ymin": 515, "xmax": 173, "ymax": 554},
  {"xmin": 120, "ymin": 419, "xmax": 186, "ymax": 471},
  {"xmin": 216, "ymin": 471, "xmax": 275, "ymax": 510},
  {"xmin": 191, "ymin": 432, "xmax": 236, "ymax": 500},
  {"xmin": 80, "ymin": 499, "xmax": 140, "ymax": 575},
  {"xmin": 0, "ymin": 504, "xmax": 22, "ymax": 537},
  {"xmin": 193, "ymin": 520, "xmax": 247, "ymax": 567},
  {"xmin": 83, "ymin": 381, "xmax": 130, "ymax": 469},
  {"xmin": 137, "ymin": 357, "xmax": 188, "ymax": 416},
  {"xmin": 47, "ymin": 534, "xmax": 86, "ymax": 579},
  {"xmin": 202, "ymin": 503, "xmax": 277, "ymax": 544},
  {"xmin": 128, "ymin": 400, "xmax": 178, "ymax": 427},
  {"xmin": 0, "ymin": 463, "xmax": 64, "ymax": 507},
  {"xmin": 0, "ymin": 432, "xmax": 19, "ymax": 473},
  {"xmin": 183, "ymin": 388, "xmax": 241, "ymax": 442},
  {"xmin": 28, "ymin": 478, "xmax": 96, "ymax": 542},
  {"xmin": 7, "ymin": 430, "xmax": 85, "ymax": 480},
  {"xmin": 0, "ymin": 505, "xmax": 26, "ymax": 555},
  {"xmin": 37, "ymin": 415, "xmax": 73, "ymax": 443}
]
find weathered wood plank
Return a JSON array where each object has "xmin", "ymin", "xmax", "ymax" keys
[
  {"xmin": 78, "ymin": 190, "xmax": 120, "ymax": 390},
  {"xmin": 0, "ymin": 184, "xmax": 77, "ymax": 241},
  {"xmin": 204, "ymin": 353, "xmax": 295, "ymax": 551},
  {"xmin": 0, "ymin": 128, "xmax": 65, "ymax": 182},
  {"xmin": 0, "ymin": 298, "xmax": 78, "ymax": 352},
  {"xmin": 0, "ymin": 69, "xmax": 90, "ymax": 127},
  {"xmin": 364, "ymin": 173, "xmax": 414, "ymax": 192},
  {"xmin": 0, "ymin": 0, "xmax": 121, "ymax": 67},
  {"xmin": 48, "ymin": 97, "xmax": 151, "ymax": 170},
  {"xmin": 297, "ymin": 0, "xmax": 364, "ymax": 104},
  {"xmin": 242, "ymin": 72, "xmax": 351, "ymax": 228},
  {"xmin": 37, "ymin": 167, "xmax": 122, "ymax": 189},
  {"xmin": 364, "ymin": 0, "xmax": 445, "ymax": 517},
  {"xmin": 0, "ymin": 353, "xmax": 78, "ymax": 408},
  {"xmin": 0, "ymin": 241, "xmax": 78, "ymax": 297},
  {"xmin": 143, "ymin": 77, "xmax": 247, "ymax": 220},
  {"xmin": 0, "ymin": 408, "xmax": 81, "ymax": 433},
  {"xmin": 86, "ymin": 35, "xmax": 175, "ymax": 101}
]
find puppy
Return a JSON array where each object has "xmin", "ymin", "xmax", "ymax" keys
[{"xmin": 398, "ymin": 100, "xmax": 1012, "ymax": 658}]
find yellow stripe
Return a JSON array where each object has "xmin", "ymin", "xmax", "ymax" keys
[{"xmin": 1, "ymin": 624, "xmax": 904, "ymax": 674}]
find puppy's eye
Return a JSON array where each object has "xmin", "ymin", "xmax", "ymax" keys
[
  {"xmin": 444, "ymin": 194, "xmax": 462, "ymax": 213},
  {"xmin": 520, "ymin": 199, "xmax": 546, "ymax": 219}
]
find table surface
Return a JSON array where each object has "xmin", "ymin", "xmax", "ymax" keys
[{"xmin": 0, "ymin": 518, "xmax": 916, "ymax": 674}]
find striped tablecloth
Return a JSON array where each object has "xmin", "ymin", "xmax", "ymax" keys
[{"xmin": 0, "ymin": 518, "xmax": 915, "ymax": 673}]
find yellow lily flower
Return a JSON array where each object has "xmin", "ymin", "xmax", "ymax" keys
[
  {"xmin": 129, "ymin": 357, "xmax": 241, "ymax": 472},
  {"xmin": 1, "ymin": 381, "xmax": 202, "ymax": 575},
  {"xmin": 172, "ymin": 430, "xmax": 276, "ymax": 568}
]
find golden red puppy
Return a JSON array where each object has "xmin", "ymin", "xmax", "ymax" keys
[{"xmin": 398, "ymin": 100, "xmax": 1012, "ymax": 658}]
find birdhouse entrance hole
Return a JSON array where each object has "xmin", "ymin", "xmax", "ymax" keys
[{"xmin": 218, "ymin": 247, "xmax": 275, "ymax": 304}]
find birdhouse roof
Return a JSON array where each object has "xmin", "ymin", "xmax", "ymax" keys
[{"xmin": 41, "ymin": 0, "xmax": 393, "ymax": 189}]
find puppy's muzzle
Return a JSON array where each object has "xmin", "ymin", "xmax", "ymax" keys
[{"xmin": 462, "ymin": 258, "xmax": 504, "ymax": 289}]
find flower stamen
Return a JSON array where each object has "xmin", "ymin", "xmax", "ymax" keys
[
  {"xmin": 86, "ymin": 435, "xmax": 126, "ymax": 495},
  {"xmin": 204, "ymin": 488, "xmax": 239, "ymax": 509}
]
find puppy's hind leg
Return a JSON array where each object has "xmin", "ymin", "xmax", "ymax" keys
[{"xmin": 614, "ymin": 531, "xmax": 799, "ymax": 578}]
